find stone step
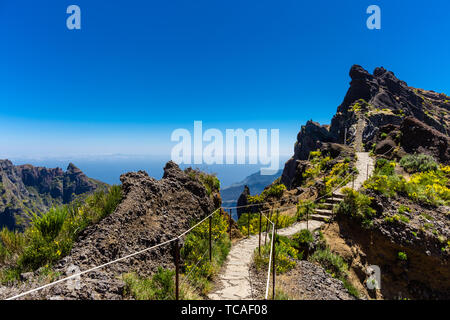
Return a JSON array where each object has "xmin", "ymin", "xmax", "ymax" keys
[
  {"xmin": 327, "ymin": 197, "xmax": 344, "ymax": 204},
  {"xmin": 315, "ymin": 208, "xmax": 333, "ymax": 216},
  {"xmin": 317, "ymin": 203, "xmax": 334, "ymax": 210},
  {"xmin": 332, "ymin": 193, "xmax": 345, "ymax": 199},
  {"xmin": 310, "ymin": 214, "xmax": 331, "ymax": 222}
]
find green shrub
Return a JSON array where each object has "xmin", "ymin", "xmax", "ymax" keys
[
  {"xmin": 398, "ymin": 205, "xmax": 411, "ymax": 215},
  {"xmin": 398, "ymin": 252, "xmax": 408, "ymax": 261},
  {"xmin": 291, "ymin": 229, "xmax": 313, "ymax": 258},
  {"xmin": 308, "ymin": 247, "xmax": 360, "ymax": 298},
  {"xmin": 399, "ymin": 154, "xmax": 438, "ymax": 173},
  {"xmin": 185, "ymin": 169, "xmax": 220, "ymax": 195},
  {"xmin": 374, "ymin": 158, "xmax": 396, "ymax": 176},
  {"xmin": 181, "ymin": 210, "xmax": 230, "ymax": 295},
  {"xmin": 247, "ymin": 184, "xmax": 286, "ymax": 204},
  {"xmin": 384, "ymin": 214, "xmax": 410, "ymax": 224},
  {"xmin": 296, "ymin": 200, "xmax": 316, "ymax": 221},
  {"xmin": 31, "ymin": 206, "xmax": 67, "ymax": 241},
  {"xmin": 292, "ymin": 229, "xmax": 314, "ymax": 247},
  {"xmin": 364, "ymin": 174, "xmax": 405, "ymax": 197},
  {"xmin": 254, "ymin": 234, "xmax": 300, "ymax": 274},
  {"xmin": 309, "ymin": 247, "xmax": 348, "ymax": 279},
  {"xmin": 0, "ymin": 186, "xmax": 122, "ymax": 273},
  {"xmin": 0, "ymin": 228, "xmax": 25, "ymax": 261},
  {"xmin": 123, "ymin": 267, "xmax": 178, "ymax": 300},
  {"xmin": 336, "ymin": 188, "xmax": 376, "ymax": 228},
  {"xmin": 380, "ymin": 132, "xmax": 388, "ymax": 139}
]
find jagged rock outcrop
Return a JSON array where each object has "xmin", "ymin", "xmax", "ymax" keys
[
  {"xmin": 0, "ymin": 160, "xmax": 107, "ymax": 230},
  {"xmin": 281, "ymin": 121, "xmax": 336, "ymax": 189},
  {"xmin": 281, "ymin": 65, "xmax": 450, "ymax": 189},
  {"xmin": 236, "ymin": 185, "xmax": 251, "ymax": 219},
  {"xmin": 0, "ymin": 161, "xmax": 220, "ymax": 300},
  {"xmin": 330, "ymin": 65, "xmax": 449, "ymax": 147}
]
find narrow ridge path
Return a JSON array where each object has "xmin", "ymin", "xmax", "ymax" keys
[{"xmin": 208, "ymin": 220, "xmax": 323, "ymax": 300}]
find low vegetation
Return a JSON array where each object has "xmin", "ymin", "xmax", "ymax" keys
[
  {"xmin": 302, "ymin": 151, "xmax": 354, "ymax": 196},
  {"xmin": 308, "ymin": 247, "xmax": 359, "ymax": 298},
  {"xmin": 254, "ymin": 234, "xmax": 300, "ymax": 274},
  {"xmin": 363, "ymin": 156, "xmax": 450, "ymax": 207},
  {"xmin": 399, "ymin": 154, "xmax": 438, "ymax": 173},
  {"xmin": 335, "ymin": 188, "xmax": 377, "ymax": 228},
  {"xmin": 247, "ymin": 184, "xmax": 286, "ymax": 204},
  {"xmin": 296, "ymin": 200, "xmax": 316, "ymax": 221},
  {"xmin": 123, "ymin": 267, "xmax": 198, "ymax": 300},
  {"xmin": 181, "ymin": 210, "xmax": 231, "ymax": 295},
  {"xmin": 0, "ymin": 186, "xmax": 122, "ymax": 283},
  {"xmin": 185, "ymin": 168, "xmax": 220, "ymax": 195}
]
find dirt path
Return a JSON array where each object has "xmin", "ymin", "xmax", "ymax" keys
[{"xmin": 208, "ymin": 220, "xmax": 323, "ymax": 300}]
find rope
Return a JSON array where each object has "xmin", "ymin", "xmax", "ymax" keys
[
  {"xmin": 7, "ymin": 208, "xmax": 221, "ymax": 300},
  {"xmin": 7, "ymin": 158, "xmax": 359, "ymax": 300},
  {"xmin": 6, "ymin": 237, "xmax": 177, "ymax": 300}
]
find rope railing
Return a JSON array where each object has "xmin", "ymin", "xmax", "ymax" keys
[{"xmin": 6, "ymin": 208, "xmax": 222, "ymax": 301}]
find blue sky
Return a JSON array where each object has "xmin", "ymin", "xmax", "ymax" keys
[{"xmin": 1, "ymin": 0, "xmax": 450, "ymax": 159}]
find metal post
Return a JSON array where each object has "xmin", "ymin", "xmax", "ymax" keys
[
  {"xmin": 259, "ymin": 210, "xmax": 262, "ymax": 256},
  {"xmin": 352, "ymin": 173, "xmax": 355, "ymax": 189},
  {"xmin": 228, "ymin": 209, "xmax": 232, "ymax": 241},
  {"xmin": 247, "ymin": 212, "xmax": 250, "ymax": 238},
  {"xmin": 367, "ymin": 163, "xmax": 369, "ymax": 180},
  {"xmin": 272, "ymin": 228, "xmax": 276, "ymax": 300},
  {"xmin": 344, "ymin": 127, "xmax": 347, "ymax": 145},
  {"xmin": 209, "ymin": 215, "xmax": 212, "ymax": 262},
  {"xmin": 174, "ymin": 238, "xmax": 180, "ymax": 300}
]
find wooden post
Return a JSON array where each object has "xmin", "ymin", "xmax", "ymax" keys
[
  {"xmin": 272, "ymin": 228, "xmax": 276, "ymax": 300},
  {"xmin": 209, "ymin": 215, "xmax": 212, "ymax": 262},
  {"xmin": 174, "ymin": 238, "xmax": 180, "ymax": 300},
  {"xmin": 258, "ymin": 210, "xmax": 262, "ymax": 256}
]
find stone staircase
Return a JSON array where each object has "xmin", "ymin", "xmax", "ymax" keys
[{"xmin": 310, "ymin": 193, "xmax": 345, "ymax": 222}]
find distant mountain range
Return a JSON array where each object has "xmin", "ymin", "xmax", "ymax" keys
[
  {"xmin": 0, "ymin": 160, "xmax": 108, "ymax": 231},
  {"xmin": 220, "ymin": 169, "xmax": 282, "ymax": 216}
]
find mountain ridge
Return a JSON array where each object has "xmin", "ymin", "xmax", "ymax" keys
[{"xmin": 0, "ymin": 160, "xmax": 108, "ymax": 231}]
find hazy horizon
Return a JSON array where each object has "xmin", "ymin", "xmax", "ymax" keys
[{"xmin": 3, "ymin": 154, "xmax": 291, "ymax": 188}]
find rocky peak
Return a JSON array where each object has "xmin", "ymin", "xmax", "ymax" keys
[
  {"xmin": 281, "ymin": 64, "xmax": 450, "ymax": 189},
  {"xmin": 236, "ymin": 185, "xmax": 251, "ymax": 219},
  {"xmin": 66, "ymin": 162, "xmax": 82, "ymax": 175},
  {"xmin": 0, "ymin": 161, "xmax": 107, "ymax": 230}
]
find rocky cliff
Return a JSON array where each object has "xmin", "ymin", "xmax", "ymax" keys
[
  {"xmin": 0, "ymin": 160, "xmax": 107, "ymax": 230},
  {"xmin": 281, "ymin": 65, "xmax": 450, "ymax": 189},
  {"xmin": 0, "ymin": 161, "xmax": 220, "ymax": 300}
]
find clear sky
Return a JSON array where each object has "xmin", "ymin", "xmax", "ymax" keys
[{"xmin": 1, "ymin": 0, "xmax": 450, "ymax": 159}]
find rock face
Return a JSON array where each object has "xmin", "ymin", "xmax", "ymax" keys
[
  {"xmin": 281, "ymin": 121, "xmax": 335, "ymax": 189},
  {"xmin": 0, "ymin": 160, "xmax": 107, "ymax": 230},
  {"xmin": 330, "ymin": 65, "xmax": 449, "ymax": 147},
  {"xmin": 236, "ymin": 185, "xmax": 251, "ymax": 219},
  {"xmin": 400, "ymin": 117, "xmax": 450, "ymax": 164},
  {"xmin": 0, "ymin": 161, "xmax": 220, "ymax": 300},
  {"xmin": 281, "ymin": 65, "xmax": 450, "ymax": 189}
]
